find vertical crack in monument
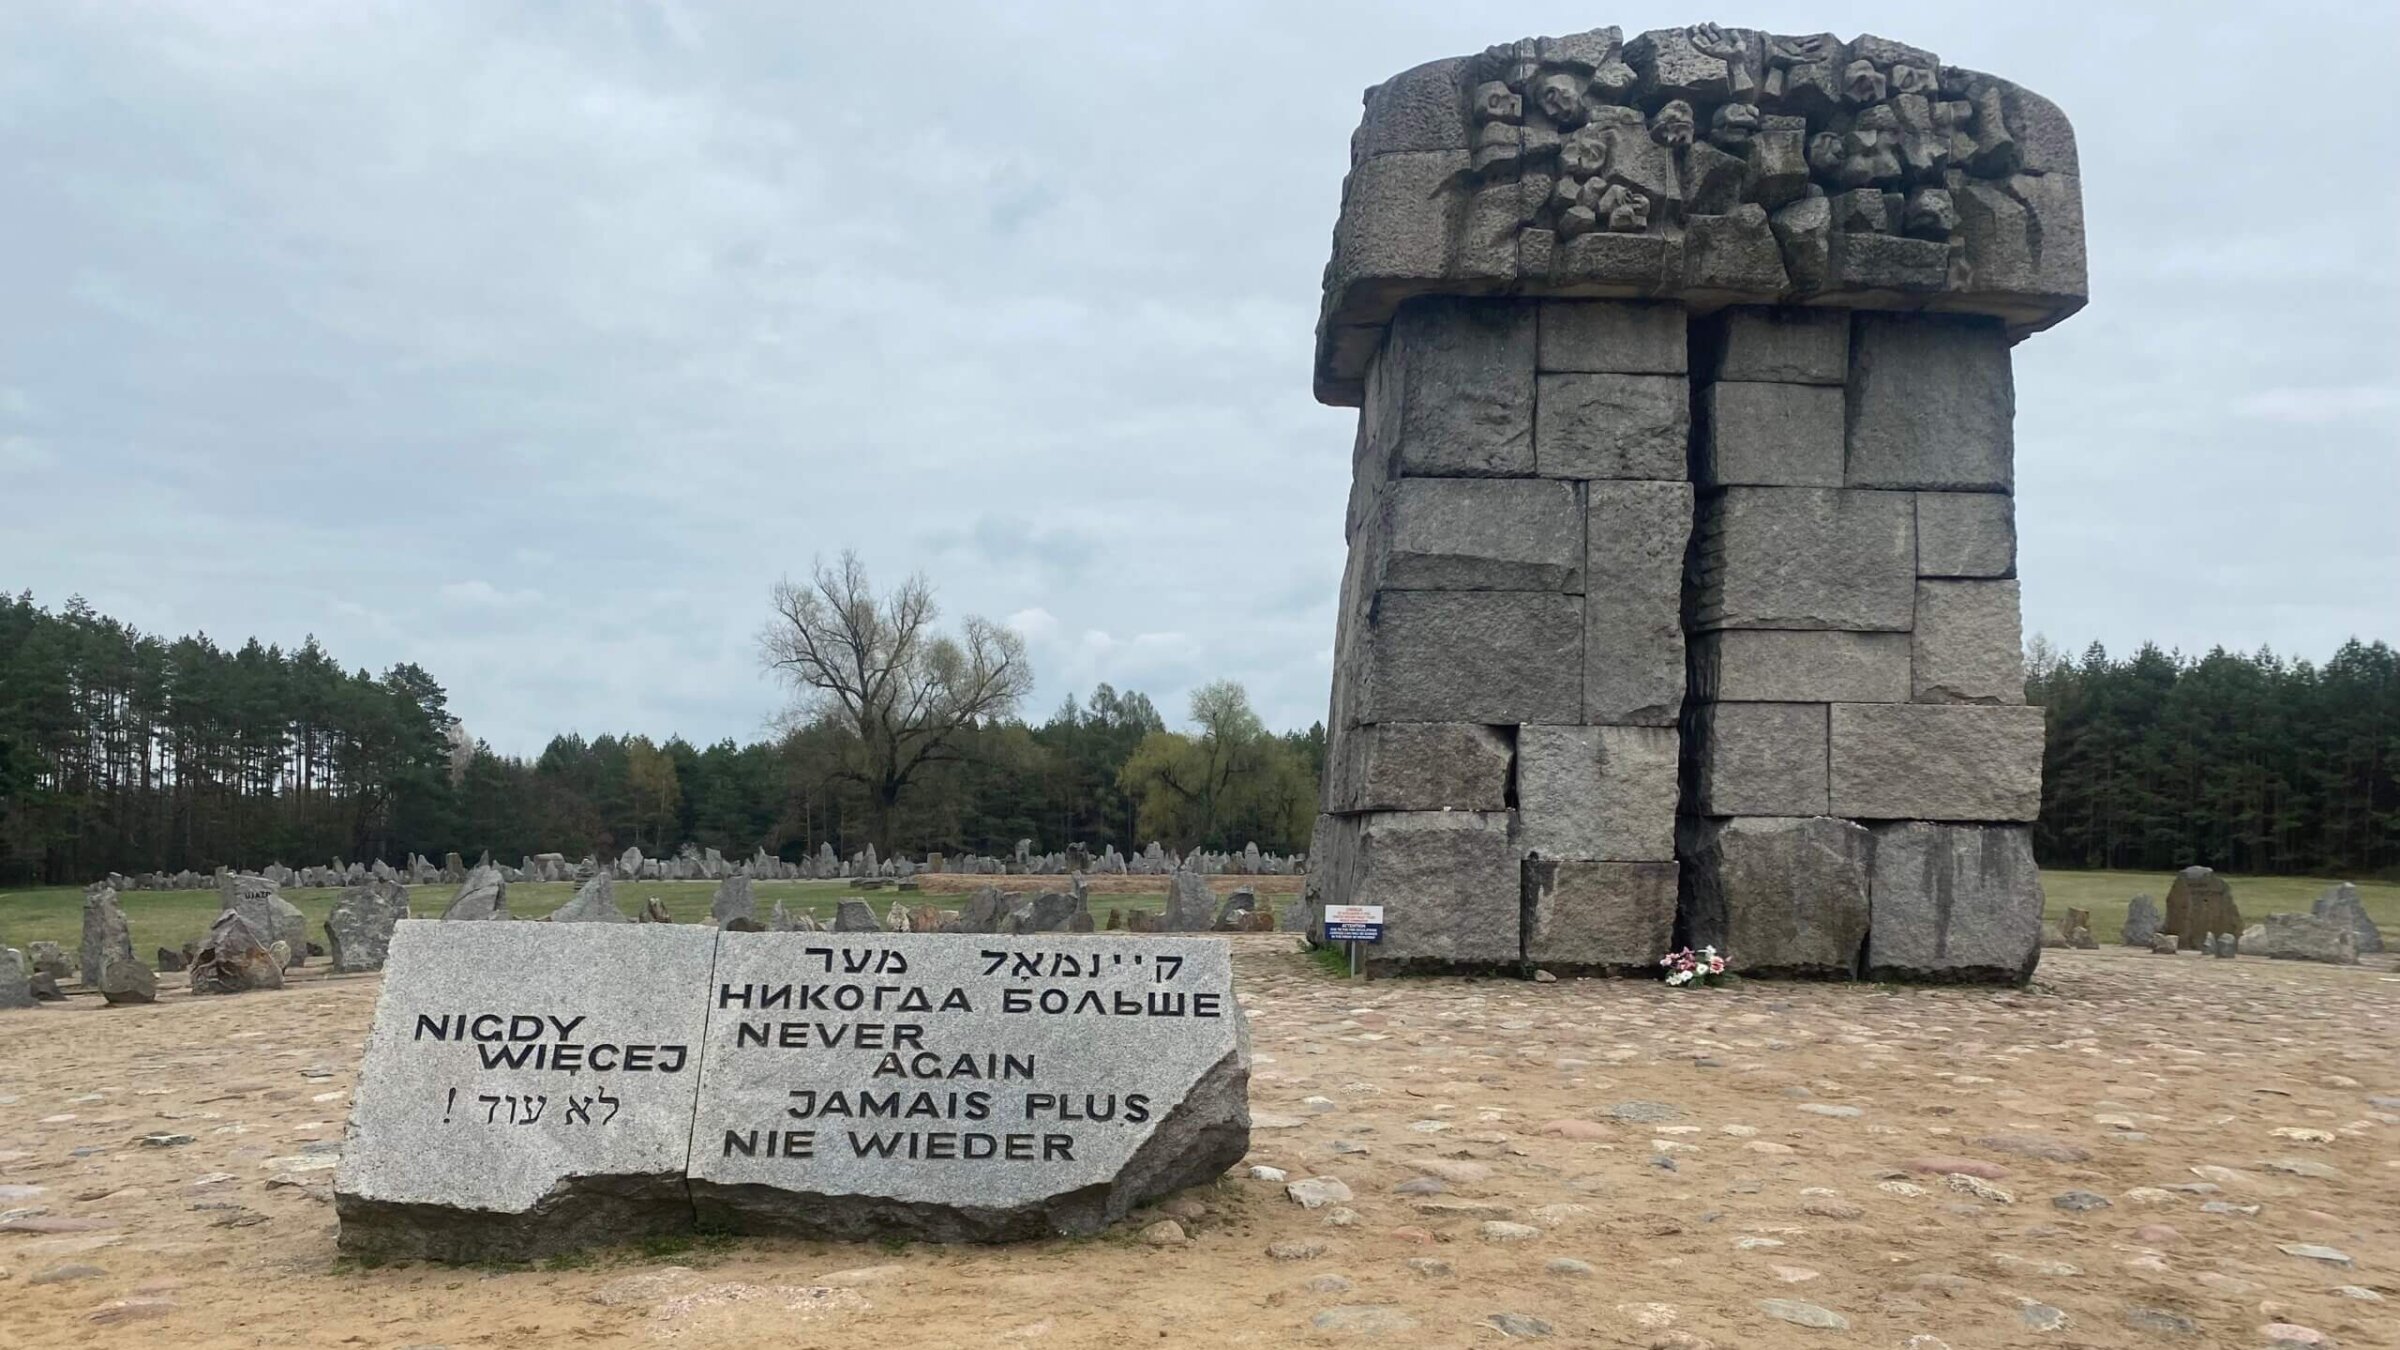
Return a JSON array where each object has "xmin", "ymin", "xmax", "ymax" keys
[
  {"xmin": 1306, "ymin": 23, "xmax": 2079, "ymax": 981},
  {"xmin": 335, "ymin": 922, "xmax": 1250, "ymax": 1260}
]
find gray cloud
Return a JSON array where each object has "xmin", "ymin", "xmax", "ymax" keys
[{"xmin": 2, "ymin": 2, "xmax": 2393, "ymax": 753}]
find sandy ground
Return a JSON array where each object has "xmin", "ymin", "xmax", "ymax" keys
[{"xmin": 2, "ymin": 941, "xmax": 2394, "ymax": 1349}]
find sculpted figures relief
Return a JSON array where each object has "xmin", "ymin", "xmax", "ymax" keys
[{"xmin": 1320, "ymin": 23, "xmax": 2084, "ymax": 402}]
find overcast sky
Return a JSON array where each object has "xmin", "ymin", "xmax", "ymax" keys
[{"xmin": 3, "ymin": 2, "xmax": 2393, "ymax": 755}]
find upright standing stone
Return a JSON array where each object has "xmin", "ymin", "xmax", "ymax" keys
[
  {"xmin": 548, "ymin": 875, "xmax": 630, "ymax": 924},
  {"xmin": 327, "ymin": 879, "xmax": 413, "ymax": 970},
  {"xmin": 80, "ymin": 885, "xmax": 136, "ymax": 988},
  {"xmin": 832, "ymin": 898, "xmax": 883, "ymax": 933},
  {"xmin": 441, "ymin": 864, "xmax": 510, "ymax": 921},
  {"xmin": 2120, "ymin": 894, "xmax": 2162, "ymax": 947},
  {"xmin": 335, "ymin": 922, "xmax": 718, "ymax": 1260},
  {"xmin": 0, "ymin": 947, "xmax": 36, "ymax": 1010},
  {"xmin": 2161, "ymin": 867, "xmax": 2241, "ymax": 946},
  {"xmin": 709, "ymin": 876, "xmax": 757, "ymax": 928},
  {"xmin": 1162, "ymin": 871, "xmax": 1220, "ymax": 933}
]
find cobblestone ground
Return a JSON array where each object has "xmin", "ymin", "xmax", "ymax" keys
[{"xmin": 2, "ymin": 940, "xmax": 2393, "ymax": 1348}]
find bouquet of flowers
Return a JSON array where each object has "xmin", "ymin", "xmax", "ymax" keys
[{"xmin": 1659, "ymin": 946, "xmax": 1728, "ymax": 988}]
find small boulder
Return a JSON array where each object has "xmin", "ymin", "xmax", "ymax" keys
[
  {"xmin": 0, "ymin": 947, "xmax": 36, "ymax": 1010},
  {"xmin": 833, "ymin": 898, "xmax": 883, "ymax": 933},
  {"xmin": 98, "ymin": 956, "xmax": 156, "ymax": 1006},
  {"xmin": 189, "ymin": 913, "xmax": 284, "ymax": 995},
  {"xmin": 440, "ymin": 864, "xmax": 510, "ymax": 920}
]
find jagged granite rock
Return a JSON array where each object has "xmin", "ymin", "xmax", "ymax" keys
[
  {"xmin": 547, "ymin": 874, "xmax": 630, "ymax": 924},
  {"xmin": 2240, "ymin": 913, "xmax": 2359, "ymax": 966},
  {"xmin": 26, "ymin": 940, "xmax": 70, "ymax": 985},
  {"xmin": 1213, "ymin": 887, "xmax": 1260, "ymax": 931},
  {"xmin": 2311, "ymin": 883, "xmax": 2382, "ymax": 954},
  {"xmin": 2120, "ymin": 894, "xmax": 2162, "ymax": 947},
  {"xmin": 156, "ymin": 945, "xmax": 189, "ymax": 973},
  {"xmin": 327, "ymin": 879, "xmax": 412, "ymax": 970},
  {"xmin": 441, "ymin": 864, "xmax": 510, "ymax": 921},
  {"xmin": 98, "ymin": 955, "xmax": 156, "ymax": 1005},
  {"xmin": 189, "ymin": 912, "xmax": 285, "ymax": 995},
  {"xmin": 80, "ymin": 886, "xmax": 135, "ymax": 988},
  {"xmin": 709, "ymin": 876, "xmax": 757, "ymax": 928},
  {"xmin": 1023, "ymin": 891, "xmax": 1094, "ymax": 934},
  {"xmin": 267, "ymin": 893, "xmax": 312, "ymax": 967}
]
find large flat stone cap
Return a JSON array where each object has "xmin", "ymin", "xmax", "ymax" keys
[{"xmin": 1316, "ymin": 23, "xmax": 2085, "ymax": 404}]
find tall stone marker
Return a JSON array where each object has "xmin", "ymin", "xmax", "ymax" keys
[
  {"xmin": 1307, "ymin": 21, "xmax": 2081, "ymax": 983},
  {"xmin": 336, "ymin": 924, "xmax": 1249, "ymax": 1260}
]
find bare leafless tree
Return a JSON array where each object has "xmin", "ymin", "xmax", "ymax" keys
[{"xmin": 760, "ymin": 551, "xmax": 1032, "ymax": 849}]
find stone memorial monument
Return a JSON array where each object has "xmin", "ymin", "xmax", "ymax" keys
[
  {"xmin": 1307, "ymin": 22, "xmax": 2079, "ymax": 982},
  {"xmin": 335, "ymin": 923, "xmax": 1249, "ymax": 1260}
]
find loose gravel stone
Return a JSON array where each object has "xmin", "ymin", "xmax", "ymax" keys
[
  {"xmin": 1757, "ymin": 1298, "xmax": 1848, "ymax": 1331},
  {"xmin": 2051, "ymin": 1190, "xmax": 2111, "ymax": 1212},
  {"xmin": 1489, "ymin": 1312, "xmax": 1554, "ymax": 1337},
  {"xmin": 1480, "ymin": 1221, "xmax": 1540, "ymax": 1243}
]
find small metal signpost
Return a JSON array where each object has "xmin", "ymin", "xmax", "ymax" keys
[{"xmin": 1321, "ymin": 903, "xmax": 1385, "ymax": 978}]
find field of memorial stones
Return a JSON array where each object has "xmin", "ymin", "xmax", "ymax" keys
[
  {"xmin": 0, "ymin": 876, "xmax": 1300, "ymax": 961},
  {"xmin": 1, "ymin": 932, "xmax": 2393, "ymax": 1347},
  {"xmin": 0, "ymin": 870, "xmax": 2384, "ymax": 966}
]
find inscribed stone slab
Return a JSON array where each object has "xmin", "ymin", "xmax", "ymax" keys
[
  {"xmin": 335, "ymin": 921, "xmax": 719, "ymax": 1260},
  {"xmin": 687, "ymin": 933, "xmax": 1249, "ymax": 1240}
]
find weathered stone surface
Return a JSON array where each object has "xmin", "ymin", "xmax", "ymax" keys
[
  {"xmin": 1912, "ymin": 580, "xmax": 2026, "ymax": 704},
  {"xmin": 1846, "ymin": 314, "xmax": 2015, "ymax": 491},
  {"xmin": 327, "ymin": 879, "xmax": 411, "ymax": 971},
  {"xmin": 2311, "ymin": 882, "xmax": 2382, "ymax": 954},
  {"xmin": 2120, "ymin": 894, "xmax": 2162, "ymax": 947},
  {"xmin": 1522, "ymin": 860, "xmax": 1677, "ymax": 971},
  {"xmin": 1515, "ymin": 725, "xmax": 1677, "ymax": 862},
  {"xmin": 267, "ymin": 893, "xmax": 311, "ymax": 965},
  {"xmin": 1313, "ymin": 811, "xmax": 1519, "ymax": 970},
  {"xmin": 1350, "ymin": 590, "xmax": 1583, "ymax": 725},
  {"xmin": 1865, "ymin": 823, "xmax": 2044, "ymax": 984},
  {"xmin": 188, "ymin": 912, "xmax": 284, "ymax": 995},
  {"xmin": 1693, "ymin": 487, "xmax": 1915, "ymax": 631},
  {"xmin": 1690, "ymin": 702, "xmax": 1828, "ymax": 817},
  {"xmin": 2161, "ymin": 866, "xmax": 2242, "ymax": 945},
  {"xmin": 1584, "ymin": 479, "xmax": 1692, "ymax": 726},
  {"xmin": 1366, "ymin": 297, "xmax": 1535, "ymax": 478},
  {"xmin": 80, "ymin": 886, "xmax": 135, "ymax": 988},
  {"xmin": 1696, "ymin": 382, "xmax": 1844, "ymax": 487},
  {"xmin": 709, "ymin": 876, "xmax": 757, "ymax": 928},
  {"xmin": 1691, "ymin": 630, "xmax": 1910, "ymax": 704},
  {"xmin": 1315, "ymin": 34, "xmax": 2084, "ymax": 402},
  {"xmin": 1696, "ymin": 307, "xmax": 1848, "ymax": 385},
  {"xmin": 1, "ymin": 947, "xmax": 38, "ymax": 1010},
  {"xmin": 1163, "ymin": 871, "xmax": 1219, "ymax": 932},
  {"xmin": 335, "ymin": 922, "xmax": 717, "ymax": 1261},
  {"xmin": 1367, "ymin": 477, "xmax": 1584, "ymax": 592},
  {"xmin": 2239, "ymin": 913, "xmax": 2359, "ymax": 966},
  {"xmin": 1323, "ymin": 723, "xmax": 1512, "ymax": 814},
  {"xmin": 441, "ymin": 865, "xmax": 510, "ymax": 921},
  {"xmin": 832, "ymin": 899, "xmax": 884, "ymax": 933},
  {"xmin": 1916, "ymin": 492, "xmax": 2016, "ymax": 578},
  {"xmin": 1533, "ymin": 373, "xmax": 1688, "ymax": 479},
  {"xmin": 98, "ymin": 955, "xmax": 156, "ymax": 1005},
  {"xmin": 547, "ymin": 875, "xmax": 629, "ymax": 925},
  {"xmin": 1680, "ymin": 816, "xmax": 1872, "ymax": 977},
  {"xmin": 1827, "ymin": 704, "xmax": 2045, "ymax": 821},
  {"xmin": 689, "ymin": 933, "xmax": 1248, "ymax": 1242},
  {"xmin": 1536, "ymin": 300, "xmax": 1686, "ymax": 374}
]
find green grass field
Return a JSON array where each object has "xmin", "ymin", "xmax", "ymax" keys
[
  {"xmin": 0, "ymin": 880, "xmax": 1187, "ymax": 962},
  {"xmin": 1, "ymin": 870, "xmax": 2389, "ymax": 964}
]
